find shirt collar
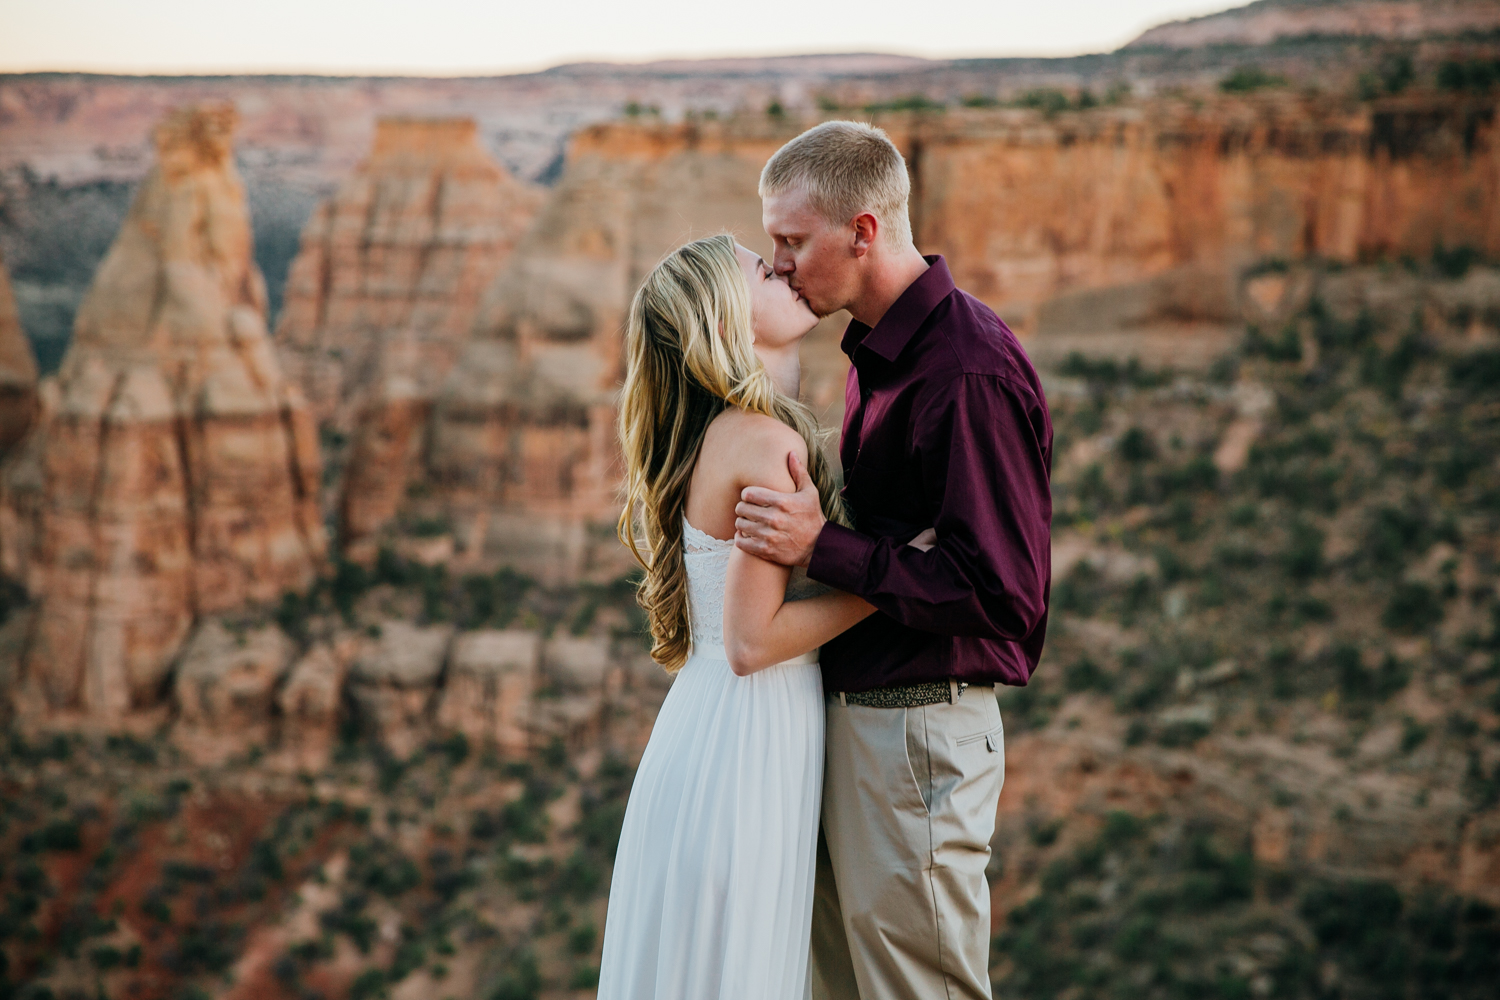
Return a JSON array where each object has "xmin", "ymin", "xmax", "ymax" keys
[{"xmin": 839, "ymin": 255, "xmax": 956, "ymax": 363}]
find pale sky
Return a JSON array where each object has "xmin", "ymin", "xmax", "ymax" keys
[{"xmin": 0, "ymin": 0, "xmax": 1242, "ymax": 75}]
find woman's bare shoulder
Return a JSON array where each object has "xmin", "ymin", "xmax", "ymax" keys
[{"xmin": 702, "ymin": 409, "xmax": 807, "ymax": 491}]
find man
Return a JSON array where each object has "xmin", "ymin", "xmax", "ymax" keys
[{"xmin": 734, "ymin": 121, "xmax": 1053, "ymax": 1000}]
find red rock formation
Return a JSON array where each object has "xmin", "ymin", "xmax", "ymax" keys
[
  {"xmin": 903, "ymin": 94, "xmax": 1500, "ymax": 349},
  {"xmin": 0, "ymin": 249, "xmax": 37, "ymax": 458},
  {"xmin": 0, "ymin": 105, "xmax": 325, "ymax": 724},
  {"xmin": 412, "ymin": 119, "xmax": 850, "ymax": 582},
  {"xmin": 275, "ymin": 117, "xmax": 542, "ymax": 428},
  {"xmin": 272, "ymin": 118, "xmax": 542, "ymax": 561},
  {"xmin": 351, "ymin": 95, "xmax": 1497, "ymax": 579}
]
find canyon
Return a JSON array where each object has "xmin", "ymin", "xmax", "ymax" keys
[{"xmin": 0, "ymin": 5, "xmax": 1499, "ymax": 994}]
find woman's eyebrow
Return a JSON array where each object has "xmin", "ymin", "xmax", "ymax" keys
[{"xmin": 757, "ymin": 257, "xmax": 769, "ymax": 273}]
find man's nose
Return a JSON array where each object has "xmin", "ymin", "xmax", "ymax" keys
[{"xmin": 772, "ymin": 251, "xmax": 794, "ymax": 275}]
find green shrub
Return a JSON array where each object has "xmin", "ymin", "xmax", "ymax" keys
[
  {"xmin": 557, "ymin": 850, "xmax": 604, "ymax": 901},
  {"xmin": 389, "ymin": 939, "xmax": 427, "ymax": 981},
  {"xmin": 1281, "ymin": 522, "xmax": 1325, "ymax": 581},
  {"xmin": 1437, "ymin": 58, "xmax": 1500, "ymax": 92},
  {"xmin": 1220, "ymin": 66, "xmax": 1286, "ymax": 93},
  {"xmin": 490, "ymin": 949, "xmax": 541, "ymax": 1000},
  {"xmin": 1158, "ymin": 720, "xmax": 1212, "ymax": 747},
  {"xmin": 1383, "ymin": 582, "xmax": 1444, "ymax": 634},
  {"xmin": 1101, "ymin": 810, "xmax": 1143, "ymax": 846},
  {"xmin": 1400, "ymin": 716, "xmax": 1430, "ymax": 753},
  {"xmin": 349, "ymin": 840, "xmax": 421, "ymax": 898},
  {"xmin": 170, "ymin": 921, "xmax": 240, "ymax": 975},
  {"xmin": 1300, "ymin": 880, "xmax": 1407, "ymax": 981},
  {"xmin": 321, "ymin": 895, "xmax": 377, "ymax": 952},
  {"xmin": 349, "ymin": 967, "xmax": 388, "ymax": 1000},
  {"xmin": 1433, "ymin": 244, "xmax": 1481, "ymax": 280},
  {"xmin": 569, "ymin": 965, "xmax": 601, "ymax": 988},
  {"xmin": 1243, "ymin": 324, "xmax": 1301, "ymax": 361},
  {"xmin": 568, "ymin": 923, "xmax": 598, "ymax": 955},
  {"xmin": 34, "ymin": 819, "xmax": 82, "ymax": 852},
  {"xmin": 1119, "ymin": 427, "xmax": 1156, "ymax": 463},
  {"xmin": 1063, "ymin": 656, "xmax": 1112, "ymax": 693},
  {"xmin": 1450, "ymin": 349, "xmax": 1500, "ymax": 394},
  {"xmin": 1015, "ymin": 89, "xmax": 1070, "ymax": 116},
  {"xmin": 863, "ymin": 94, "xmax": 945, "ymax": 113}
]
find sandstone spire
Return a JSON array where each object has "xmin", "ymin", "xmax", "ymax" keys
[
  {"xmin": 275, "ymin": 117, "xmax": 543, "ymax": 428},
  {"xmin": 0, "ymin": 105, "xmax": 326, "ymax": 723},
  {"xmin": 0, "ymin": 248, "xmax": 38, "ymax": 459},
  {"xmin": 274, "ymin": 117, "xmax": 542, "ymax": 560}
]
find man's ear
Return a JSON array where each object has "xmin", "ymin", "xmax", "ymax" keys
[{"xmin": 850, "ymin": 212, "xmax": 879, "ymax": 258}]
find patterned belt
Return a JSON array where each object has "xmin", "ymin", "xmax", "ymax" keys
[{"xmin": 831, "ymin": 679, "xmax": 973, "ymax": 709}]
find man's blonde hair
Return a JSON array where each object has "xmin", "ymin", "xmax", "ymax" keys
[{"xmin": 759, "ymin": 120, "xmax": 913, "ymax": 248}]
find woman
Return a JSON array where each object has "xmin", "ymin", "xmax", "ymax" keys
[{"xmin": 597, "ymin": 234, "xmax": 879, "ymax": 998}]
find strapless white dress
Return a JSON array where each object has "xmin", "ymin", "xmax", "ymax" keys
[{"xmin": 596, "ymin": 519, "xmax": 826, "ymax": 1000}]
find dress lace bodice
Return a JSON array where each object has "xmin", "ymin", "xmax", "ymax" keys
[{"xmin": 683, "ymin": 518, "xmax": 828, "ymax": 649}]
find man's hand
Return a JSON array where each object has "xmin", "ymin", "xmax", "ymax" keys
[{"xmin": 734, "ymin": 451, "xmax": 825, "ymax": 568}]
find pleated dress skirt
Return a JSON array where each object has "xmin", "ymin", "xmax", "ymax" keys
[{"xmin": 596, "ymin": 646, "xmax": 825, "ymax": 1000}]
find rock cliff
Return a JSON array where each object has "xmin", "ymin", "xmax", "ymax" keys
[
  {"xmin": 0, "ymin": 249, "xmax": 37, "ymax": 458},
  {"xmin": 0, "ymin": 105, "xmax": 325, "ymax": 724},
  {"xmin": 902, "ymin": 93, "xmax": 1500, "ymax": 357},
  {"xmin": 339, "ymin": 95, "xmax": 1498, "ymax": 578},
  {"xmin": 275, "ymin": 117, "xmax": 543, "ymax": 429}
]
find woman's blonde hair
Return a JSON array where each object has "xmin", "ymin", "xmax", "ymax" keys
[{"xmin": 617, "ymin": 234, "xmax": 846, "ymax": 673}]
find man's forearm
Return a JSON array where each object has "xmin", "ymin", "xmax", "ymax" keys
[{"xmin": 808, "ymin": 522, "xmax": 1047, "ymax": 642}]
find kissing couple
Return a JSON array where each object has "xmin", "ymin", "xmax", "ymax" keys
[{"xmin": 596, "ymin": 121, "xmax": 1054, "ymax": 1000}]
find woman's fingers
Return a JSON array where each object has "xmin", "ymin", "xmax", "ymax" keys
[{"xmin": 908, "ymin": 527, "xmax": 938, "ymax": 551}]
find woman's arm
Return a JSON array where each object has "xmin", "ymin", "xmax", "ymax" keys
[{"xmin": 723, "ymin": 546, "xmax": 876, "ymax": 676}]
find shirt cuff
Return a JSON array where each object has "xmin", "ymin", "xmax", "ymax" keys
[{"xmin": 808, "ymin": 522, "xmax": 877, "ymax": 595}]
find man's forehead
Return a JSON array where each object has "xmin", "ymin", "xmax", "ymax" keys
[{"xmin": 763, "ymin": 188, "xmax": 822, "ymax": 230}]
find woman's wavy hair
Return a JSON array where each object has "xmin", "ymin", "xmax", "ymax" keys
[{"xmin": 617, "ymin": 234, "xmax": 846, "ymax": 673}]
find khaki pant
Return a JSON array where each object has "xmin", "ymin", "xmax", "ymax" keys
[{"xmin": 811, "ymin": 686, "xmax": 1005, "ymax": 1000}]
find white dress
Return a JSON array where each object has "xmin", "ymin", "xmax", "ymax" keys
[{"xmin": 596, "ymin": 519, "xmax": 826, "ymax": 1000}]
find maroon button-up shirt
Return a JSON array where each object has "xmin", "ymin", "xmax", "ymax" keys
[{"xmin": 808, "ymin": 256, "xmax": 1053, "ymax": 692}]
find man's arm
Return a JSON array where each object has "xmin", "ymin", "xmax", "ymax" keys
[{"xmin": 810, "ymin": 375, "xmax": 1051, "ymax": 641}]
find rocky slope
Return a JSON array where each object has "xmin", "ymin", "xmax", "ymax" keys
[
  {"xmin": 274, "ymin": 117, "xmax": 543, "ymax": 430},
  {"xmin": 0, "ymin": 105, "xmax": 325, "ymax": 725},
  {"xmin": 0, "ymin": 247, "xmax": 37, "ymax": 458}
]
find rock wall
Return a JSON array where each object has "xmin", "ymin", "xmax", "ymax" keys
[
  {"xmin": 0, "ymin": 249, "xmax": 37, "ymax": 458},
  {"xmin": 275, "ymin": 117, "xmax": 543, "ymax": 429},
  {"xmin": 0, "ymin": 105, "xmax": 326, "ymax": 724},
  {"xmin": 905, "ymin": 93, "xmax": 1500, "ymax": 349}
]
